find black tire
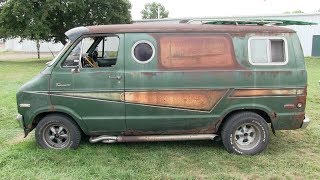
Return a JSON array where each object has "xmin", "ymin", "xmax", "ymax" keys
[
  {"xmin": 221, "ymin": 112, "xmax": 269, "ymax": 155},
  {"xmin": 35, "ymin": 114, "xmax": 82, "ymax": 149}
]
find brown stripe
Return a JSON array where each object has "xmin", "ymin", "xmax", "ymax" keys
[
  {"xmin": 61, "ymin": 92, "xmax": 122, "ymax": 101},
  {"xmin": 124, "ymin": 90, "xmax": 227, "ymax": 111},
  {"xmin": 230, "ymin": 89, "xmax": 302, "ymax": 97}
]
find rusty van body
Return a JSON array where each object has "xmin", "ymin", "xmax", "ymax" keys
[{"xmin": 16, "ymin": 24, "xmax": 309, "ymax": 155}]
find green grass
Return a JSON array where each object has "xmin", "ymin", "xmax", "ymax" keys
[{"xmin": 0, "ymin": 57, "xmax": 319, "ymax": 179}]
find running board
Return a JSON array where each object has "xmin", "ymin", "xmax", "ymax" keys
[{"xmin": 89, "ymin": 134, "xmax": 218, "ymax": 143}]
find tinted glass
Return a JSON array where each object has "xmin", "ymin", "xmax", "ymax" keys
[
  {"xmin": 271, "ymin": 40, "xmax": 285, "ymax": 62},
  {"xmin": 134, "ymin": 43, "xmax": 153, "ymax": 62}
]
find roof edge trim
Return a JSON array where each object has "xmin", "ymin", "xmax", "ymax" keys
[{"xmin": 65, "ymin": 27, "xmax": 89, "ymax": 41}]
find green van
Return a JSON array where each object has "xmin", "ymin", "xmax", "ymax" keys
[{"xmin": 16, "ymin": 24, "xmax": 309, "ymax": 155}]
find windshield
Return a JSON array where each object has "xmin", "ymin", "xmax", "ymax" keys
[{"xmin": 47, "ymin": 41, "xmax": 71, "ymax": 66}]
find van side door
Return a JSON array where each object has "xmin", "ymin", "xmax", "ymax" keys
[
  {"xmin": 124, "ymin": 33, "xmax": 223, "ymax": 135},
  {"xmin": 51, "ymin": 34, "xmax": 126, "ymax": 134}
]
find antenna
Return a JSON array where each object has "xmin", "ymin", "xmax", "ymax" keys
[{"xmin": 48, "ymin": 46, "xmax": 55, "ymax": 58}]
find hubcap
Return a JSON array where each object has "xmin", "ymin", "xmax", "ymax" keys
[
  {"xmin": 43, "ymin": 124, "xmax": 70, "ymax": 149},
  {"xmin": 234, "ymin": 123, "xmax": 261, "ymax": 150}
]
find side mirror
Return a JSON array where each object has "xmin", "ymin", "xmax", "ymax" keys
[{"xmin": 71, "ymin": 65, "xmax": 80, "ymax": 73}]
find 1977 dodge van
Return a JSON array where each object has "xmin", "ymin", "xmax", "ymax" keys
[{"xmin": 16, "ymin": 24, "xmax": 309, "ymax": 155}]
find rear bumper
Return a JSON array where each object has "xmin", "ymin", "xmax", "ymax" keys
[{"xmin": 300, "ymin": 116, "xmax": 310, "ymax": 129}]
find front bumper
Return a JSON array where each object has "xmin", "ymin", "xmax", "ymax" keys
[
  {"xmin": 16, "ymin": 114, "xmax": 24, "ymax": 129},
  {"xmin": 300, "ymin": 116, "xmax": 310, "ymax": 129}
]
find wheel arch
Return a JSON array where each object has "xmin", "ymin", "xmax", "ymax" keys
[
  {"xmin": 217, "ymin": 106, "xmax": 275, "ymax": 134},
  {"xmin": 28, "ymin": 106, "xmax": 89, "ymax": 136}
]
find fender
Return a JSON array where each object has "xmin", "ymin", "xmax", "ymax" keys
[
  {"xmin": 29, "ymin": 105, "xmax": 89, "ymax": 135},
  {"xmin": 219, "ymin": 103, "xmax": 276, "ymax": 133}
]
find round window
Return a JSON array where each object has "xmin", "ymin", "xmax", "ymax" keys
[{"xmin": 132, "ymin": 40, "xmax": 155, "ymax": 64}]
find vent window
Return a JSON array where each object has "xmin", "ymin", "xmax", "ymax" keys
[{"xmin": 249, "ymin": 37, "xmax": 288, "ymax": 65}]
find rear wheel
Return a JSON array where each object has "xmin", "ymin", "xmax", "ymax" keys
[
  {"xmin": 35, "ymin": 114, "xmax": 81, "ymax": 149},
  {"xmin": 221, "ymin": 112, "xmax": 269, "ymax": 155}
]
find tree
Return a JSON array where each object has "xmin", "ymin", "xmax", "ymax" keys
[
  {"xmin": 0, "ymin": 0, "xmax": 51, "ymax": 58},
  {"xmin": 0, "ymin": 0, "xmax": 132, "ymax": 58},
  {"xmin": 46, "ymin": 0, "xmax": 132, "ymax": 44},
  {"xmin": 141, "ymin": 2, "xmax": 169, "ymax": 19}
]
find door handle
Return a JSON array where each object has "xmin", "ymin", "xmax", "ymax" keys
[{"xmin": 108, "ymin": 75, "xmax": 122, "ymax": 80}]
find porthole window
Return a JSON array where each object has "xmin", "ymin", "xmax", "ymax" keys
[{"xmin": 132, "ymin": 40, "xmax": 155, "ymax": 64}]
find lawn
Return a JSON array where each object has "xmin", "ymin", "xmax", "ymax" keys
[{"xmin": 0, "ymin": 57, "xmax": 319, "ymax": 179}]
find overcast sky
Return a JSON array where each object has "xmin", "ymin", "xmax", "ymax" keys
[{"xmin": 130, "ymin": 0, "xmax": 320, "ymax": 20}]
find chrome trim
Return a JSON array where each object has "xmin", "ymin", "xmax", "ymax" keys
[
  {"xmin": 131, "ymin": 40, "xmax": 155, "ymax": 64},
  {"xmin": 19, "ymin": 103, "xmax": 30, "ymax": 108},
  {"xmin": 56, "ymin": 83, "xmax": 71, "ymax": 87},
  {"xmin": 301, "ymin": 116, "xmax": 310, "ymax": 129},
  {"xmin": 89, "ymin": 134, "xmax": 218, "ymax": 143},
  {"xmin": 16, "ymin": 114, "xmax": 24, "ymax": 129}
]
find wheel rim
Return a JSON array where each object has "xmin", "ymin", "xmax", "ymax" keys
[
  {"xmin": 43, "ymin": 123, "xmax": 70, "ymax": 149},
  {"xmin": 234, "ymin": 123, "xmax": 261, "ymax": 151}
]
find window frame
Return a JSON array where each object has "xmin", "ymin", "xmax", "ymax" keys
[
  {"xmin": 61, "ymin": 34, "xmax": 120, "ymax": 69},
  {"xmin": 248, "ymin": 36, "xmax": 288, "ymax": 66},
  {"xmin": 131, "ymin": 40, "xmax": 155, "ymax": 64}
]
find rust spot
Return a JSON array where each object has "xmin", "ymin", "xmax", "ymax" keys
[
  {"xmin": 293, "ymin": 112, "xmax": 305, "ymax": 121},
  {"xmin": 125, "ymin": 90, "xmax": 227, "ymax": 111},
  {"xmin": 230, "ymin": 88, "xmax": 298, "ymax": 97},
  {"xmin": 270, "ymin": 112, "xmax": 277, "ymax": 120},
  {"xmin": 284, "ymin": 104, "xmax": 295, "ymax": 109},
  {"xmin": 49, "ymin": 105, "xmax": 55, "ymax": 112},
  {"xmin": 86, "ymin": 24, "xmax": 295, "ymax": 34},
  {"xmin": 122, "ymin": 122, "xmax": 218, "ymax": 136},
  {"xmin": 293, "ymin": 86, "xmax": 307, "ymax": 108},
  {"xmin": 154, "ymin": 34, "xmax": 244, "ymax": 70},
  {"xmin": 292, "ymin": 112, "xmax": 305, "ymax": 129},
  {"xmin": 141, "ymin": 72, "xmax": 157, "ymax": 76},
  {"xmin": 214, "ymin": 118, "xmax": 224, "ymax": 132}
]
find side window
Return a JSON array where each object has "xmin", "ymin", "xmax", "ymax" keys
[
  {"xmin": 82, "ymin": 36, "xmax": 119, "ymax": 68},
  {"xmin": 62, "ymin": 36, "xmax": 119, "ymax": 68},
  {"xmin": 62, "ymin": 41, "xmax": 81, "ymax": 67},
  {"xmin": 104, "ymin": 36, "xmax": 120, "ymax": 59},
  {"xmin": 249, "ymin": 37, "xmax": 288, "ymax": 65}
]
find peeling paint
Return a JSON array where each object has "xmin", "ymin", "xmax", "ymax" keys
[{"xmin": 125, "ymin": 90, "xmax": 227, "ymax": 111}]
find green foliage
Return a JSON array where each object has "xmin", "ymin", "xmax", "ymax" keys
[
  {"xmin": 141, "ymin": 2, "xmax": 169, "ymax": 19},
  {"xmin": 0, "ymin": 0, "xmax": 132, "ymax": 44},
  {"xmin": 0, "ymin": 0, "xmax": 51, "ymax": 41},
  {"xmin": 45, "ymin": 0, "xmax": 132, "ymax": 44}
]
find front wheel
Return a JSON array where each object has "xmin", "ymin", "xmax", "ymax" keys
[
  {"xmin": 221, "ymin": 112, "xmax": 269, "ymax": 155},
  {"xmin": 35, "ymin": 114, "xmax": 82, "ymax": 149}
]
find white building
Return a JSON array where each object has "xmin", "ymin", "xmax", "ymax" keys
[
  {"xmin": 4, "ymin": 38, "xmax": 64, "ymax": 53},
  {"xmin": 134, "ymin": 13, "xmax": 320, "ymax": 57}
]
